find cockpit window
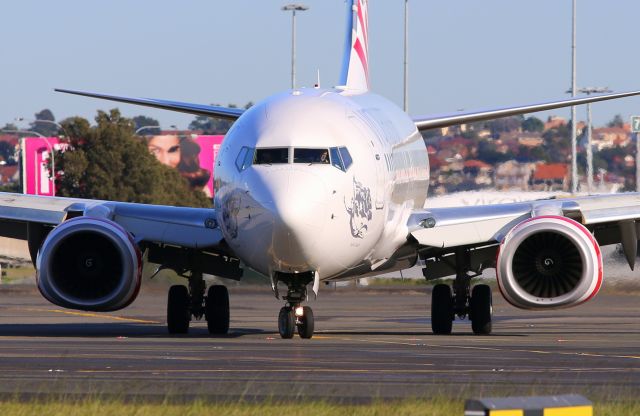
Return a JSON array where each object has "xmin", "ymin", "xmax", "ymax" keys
[
  {"xmin": 254, "ymin": 148, "xmax": 289, "ymax": 164},
  {"xmin": 294, "ymin": 148, "xmax": 330, "ymax": 164},
  {"xmin": 338, "ymin": 147, "xmax": 353, "ymax": 170},
  {"xmin": 330, "ymin": 147, "xmax": 343, "ymax": 170},
  {"xmin": 235, "ymin": 146, "xmax": 254, "ymax": 172}
]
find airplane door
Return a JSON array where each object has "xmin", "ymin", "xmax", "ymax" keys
[{"xmin": 373, "ymin": 150, "xmax": 385, "ymax": 210}]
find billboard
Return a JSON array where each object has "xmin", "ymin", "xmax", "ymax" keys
[
  {"xmin": 21, "ymin": 137, "xmax": 66, "ymax": 196},
  {"xmin": 145, "ymin": 134, "xmax": 224, "ymax": 197},
  {"xmin": 22, "ymin": 135, "xmax": 224, "ymax": 198}
]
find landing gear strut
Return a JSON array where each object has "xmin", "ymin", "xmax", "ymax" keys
[
  {"xmin": 274, "ymin": 272, "xmax": 315, "ymax": 339},
  {"xmin": 429, "ymin": 248, "xmax": 492, "ymax": 335},
  {"xmin": 166, "ymin": 269, "xmax": 230, "ymax": 335}
]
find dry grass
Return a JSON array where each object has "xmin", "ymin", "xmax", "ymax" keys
[{"xmin": 0, "ymin": 398, "xmax": 636, "ymax": 416}]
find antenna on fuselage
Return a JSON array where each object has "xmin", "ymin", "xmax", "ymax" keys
[{"xmin": 314, "ymin": 69, "xmax": 321, "ymax": 89}]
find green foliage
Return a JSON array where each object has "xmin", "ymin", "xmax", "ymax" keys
[
  {"xmin": 132, "ymin": 115, "xmax": 161, "ymax": 135},
  {"xmin": 55, "ymin": 110, "xmax": 210, "ymax": 207},
  {"xmin": 30, "ymin": 109, "xmax": 59, "ymax": 137},
  {"xmin": 477, "ymin": 139, "xmax": 512, "ymax": 164},
  {"xmin": 522, "ymin": 116, "xmax": 544, "ymax": 132},
  {"xmin": 0, "ymin": 141, "xmax": 17, "ymax": 165},
  {"xmin": 607, "ymin": 114, "xmax": 625, "ymax": 128},
  {"xmin": 487, "ymin": 116, "xmax": 523, "ymax": 135},
  {"xmin": 188, "ymin": 102, "xmax": 252, "ymax": 134}
]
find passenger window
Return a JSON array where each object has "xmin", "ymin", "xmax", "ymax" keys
[
  {"xmin": 339, "ymin": 147, "xmax": 353, "ymax": 170},
  {"xmin": 254, "ymin": 148, "xmax": 289, "ymax": 164},
  {"xmin": 294, "ymin": 148, "xmax": 330, "ymax": 164},
  {"xmin": 330, "ymin": 147, "xmax": 344, "ymax": 171}
]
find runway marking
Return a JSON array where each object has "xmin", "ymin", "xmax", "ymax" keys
[
  {"xmin": 314, "ymin": 335, "xmax": 640, "ymax": 362},
  {"xmin": 18, "ymin": 308, "xmax": 160, "ymax": 324}
]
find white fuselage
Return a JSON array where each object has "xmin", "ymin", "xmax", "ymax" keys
[{"xmin": 213, "ymin": 88, "xmax": 429, "ymax": 281}]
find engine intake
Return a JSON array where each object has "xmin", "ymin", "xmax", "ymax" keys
[
  {"xmin": 496, "ymin": 215, "xmax": 602, "ymax": 309},
  {"xmin": 37, "ymin": 217, "xmax": 142, "ymax": 311}
]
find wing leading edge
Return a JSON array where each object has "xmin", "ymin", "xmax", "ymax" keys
[
  {"xmin": 412, "ymin": 90, "xmax": 640, "ymax": 131},
  {"xmin": 55, "ymin": 89, "xmax": 244, "ymax": 121}
]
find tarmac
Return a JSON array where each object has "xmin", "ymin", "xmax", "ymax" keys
[{"xmin": 0, "ymin": 282, "xmax": 638, "ymax": 402}]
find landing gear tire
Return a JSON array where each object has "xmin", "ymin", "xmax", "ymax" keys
[
  {"xmin": 470, "ymin": 284, "xmax": 492, "ymax": 335},
  {"xmin": 297, "ymin": 306, "xmax": 314, "ymax": 339},
  {"xmin": 278, "ymin": 307, "xmax": 295, "ymax": 339},
  {"xmin": 431, "ymin": 283, "xmax": 454, "ymax": 335},
  {"xmin": 167, "ymin": 285, "xmax": 190, "ymax": 334},
  {"xmin": 205, "ymin": 285, "xmax": 230, "ymax": 335}
]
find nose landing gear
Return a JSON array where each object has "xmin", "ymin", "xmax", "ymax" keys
[{"xmin": 274, "ymin": 272, "xmax": 316, "ymax": 339}]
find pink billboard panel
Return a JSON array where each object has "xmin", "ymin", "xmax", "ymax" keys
[
  {"xmin": 22, "ymin": 134, "xmax": 225, "ymax": 198},
  {"xmin": 145, "ymin": 134, "xmax": 224, "ymax": 197},
  {"xmin": 22, "ymin": 137, "xmax": 67, "ymax": 196}
]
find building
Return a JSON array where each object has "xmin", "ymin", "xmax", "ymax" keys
[{"xmin": 531, "ymin": 163, "xmax": 569, "ymax": 191}]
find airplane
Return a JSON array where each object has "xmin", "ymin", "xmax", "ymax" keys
[{"xmin": 3, "ymin": 0, "xmax": 640, "ymax": 339}]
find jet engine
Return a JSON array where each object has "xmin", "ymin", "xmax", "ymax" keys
[
  {"xmin": 496, "ymin": 215, "xmax": 602, "ymax": 310},
  {"xmin": 36, "ymin": 217, "xmax": 142, "ymax": 311}
]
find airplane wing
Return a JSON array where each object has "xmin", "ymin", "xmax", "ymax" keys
[
  {"xmin": 409, "ymin": 192, "xmax": 640, "ymax": 270},
  {"xmin": 412, "ymin": 90, "xmax": 640, "ymax": 130},
  {"xmin": 55, "ymin": 89, "xmax": 244, "ymax": 120},
  {"xmin": 0, "ymin": 192, "xmax": 228, "ymax": 263}
]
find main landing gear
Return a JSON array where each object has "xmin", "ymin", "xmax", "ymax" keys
[
  {"xmin": 167, "ymin": 269, "xmax": 230, "ymax": 335},
  {"xmin": 274, "ymin": 272, "xmax": 315, "ymax": 339},
  {"xmin": 430, "ymin": 248, "xmax": 493, "ymax": 335}
]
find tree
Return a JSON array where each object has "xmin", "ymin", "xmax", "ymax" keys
[
  {"xmin": 0, "ymin": 141, "xmax": 16, "ymax": 165},
  {"xmin": 188, "ymin": 102, "xmax": 253, "ymax": 134},
  {"xmin": 56, "ymin": 110, "xmax": 210, "ymax": 207},
  {"xmin": 0, "ymin": 123, "xmax": 18, "ymax": 132},
  {"xmin": 487, "ymin": 116, "xmax": 523, "ymax": 135},
  {"xmin": 132, "ymin": 115, "xmax": 161, "ymax": 135},
  {"xmin": 607, "ymin": 114, "xmax": 625, "ymax": 128},
  {"xmin": 522, "ymin": 116, "xmax": 544, "ymax": 132},
  {"xmin": 30, "ymin": 109, "xmax": 59, "ymax": 137}
]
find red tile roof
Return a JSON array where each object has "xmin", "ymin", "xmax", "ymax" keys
[{"xmin": 533, "ymin": 163, "xmax": 568, "ymax": 180}]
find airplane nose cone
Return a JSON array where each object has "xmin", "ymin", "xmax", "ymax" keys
[{"xmin": 256, "ymin": 168, "xmax": 329, "ymax": 272}]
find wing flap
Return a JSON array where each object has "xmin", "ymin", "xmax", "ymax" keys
[
  {"xmin": 413, "ymin": 90, "xmax": 640, "ymax": 131},
  {"xmin": 55, "ymin": 89, "xmax": 244, "ymax": 120},
  {"xmin": 0, "ymin": 193, "xmax": 224, "ymax": 250}
]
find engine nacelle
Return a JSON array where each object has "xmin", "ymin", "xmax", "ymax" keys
[
  {"xmin": 36, "ymin": 217, "xmax": 142, "ymax": 312},
  {"xmin": 496, "ymin": 215, "xmax": 602, "ymax": 310}
]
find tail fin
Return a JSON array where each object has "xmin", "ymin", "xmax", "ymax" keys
[{"xmin": 339, "ymin": 0, "xmax": 369, "ymax": 93}]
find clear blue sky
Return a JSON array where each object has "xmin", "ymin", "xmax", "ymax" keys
[{"xmin": 2, "ymin": 1, "xmax": 640, "ymax": 130}]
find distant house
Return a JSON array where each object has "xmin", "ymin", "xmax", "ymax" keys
[
  {"xmin": 0, "ymin": 165, "xmax": 18, "ymax": 185},
  {"xmin": 517, "ymin": 133, "xmax": 544, "ymax": 148},
  {"xmin": 463, "ymin": 160, "xmax": 493, "ymax": 186},
  {"xmin": 592, "ymin": 127, "xmax": 630, "ymax": 150},
  {"xmin": 544, "ymin": 116, "xmax": 567, "ymax": 130},
  {"xmin": 531, "ymin": 163, "xmax": 569, "ymax": 191},
  {"xmin": 494, "ymin": 160, "xmax": 536, "ymax": 190}
]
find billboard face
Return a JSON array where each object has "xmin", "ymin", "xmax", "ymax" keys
[
  {"xmin": 22, "ymin": 134, "xmax": 225, "ymax": 198},
  {"xmin": 145, "ymin": 135, "xmax": 224, "ymax": 198},
  {"xmin": 22, "ymin": 137, "xmax": 66, "ymax": 196}
]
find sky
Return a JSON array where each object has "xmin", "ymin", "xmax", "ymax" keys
[{"xmin": 2, "ymin": 1, "xmax": 640, "ymax": 130}]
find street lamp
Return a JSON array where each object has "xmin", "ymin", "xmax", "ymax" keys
[
  {"xmin": 135, "ymin": 124, "xmax": 178, "ymax": 135},
  {"xmin": 577, "ymin": 87, "xmax": 612, "ymax": 193},
  {"xmin": 282, "ymin": 3, "xmax": 309, "ymax": 90},
  {"xmin": 403, "ymin": 0, "xmax": 409, "ymax": 113},
  {"xmin": 15, "ymin": 117, "xmax": 70, "ymax": 139},
  {"xmin": 570, "ymin": 0, "xmax": 578, "ymax": 194}
]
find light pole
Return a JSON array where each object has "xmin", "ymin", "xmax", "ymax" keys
[
  {"xmin": 135, "ymin": 124, "xmax": 177, "ymax": 135},
  {"xmin": 577, "ymin": 87, "xmax": 611, "ymax": 193},
  {"xmin": 282, "ymin": 3, "xmax": 309, "ymax": 90},
  {"xmin": 403, "ymin": 0, "xmax": 409, "ymax": 113},
  {"xmin": 570, "ymin": 0, "xmax": 578, "ymax": 194},
  {"xmin": 15, "ymin": 117, "xmax": 70, "ymax": 139}
]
